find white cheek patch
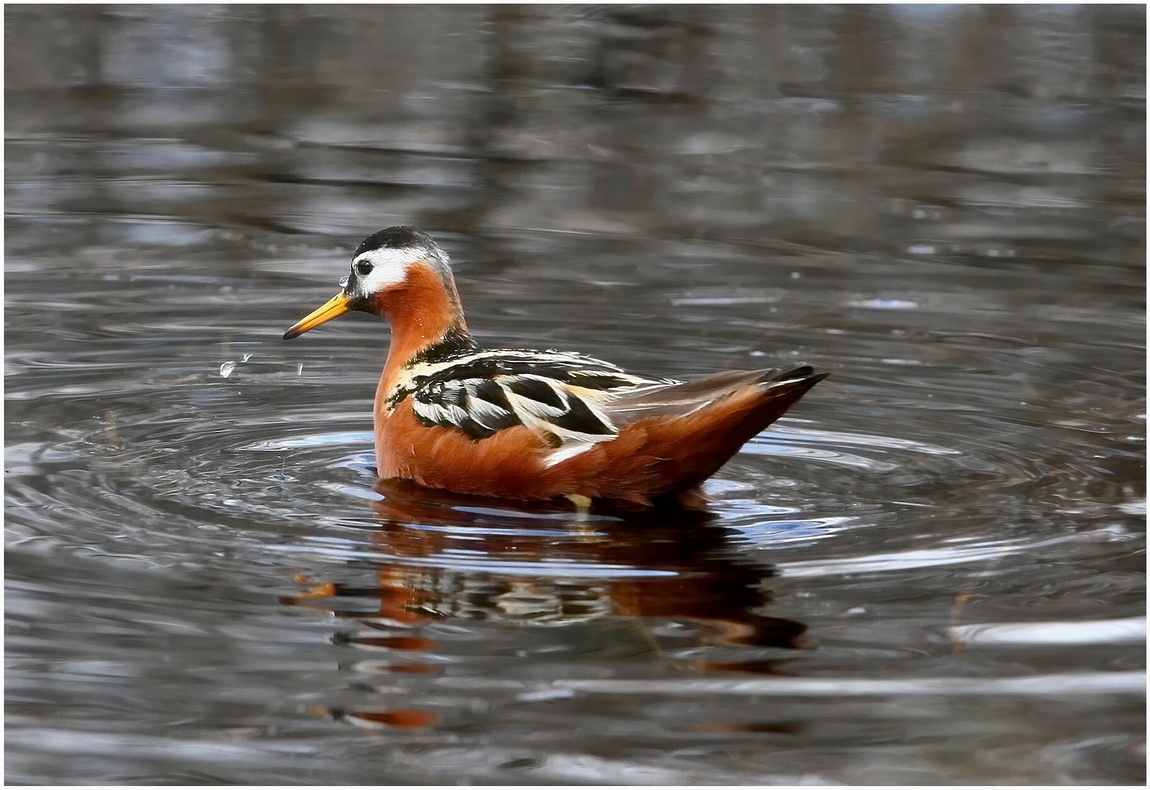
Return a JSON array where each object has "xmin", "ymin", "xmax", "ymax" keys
[{"xmin": 354, "ymin": 246, "xmax": 426, "ymax": 293}]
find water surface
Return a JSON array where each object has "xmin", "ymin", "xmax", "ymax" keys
[{"xmin": 6, "ymin": 5, "xmax": 1145, "ymax": 785}]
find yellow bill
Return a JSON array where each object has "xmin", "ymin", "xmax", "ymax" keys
[{"xmin": 283, "ymin": 292, "xmax": 351, "ymax": 339}]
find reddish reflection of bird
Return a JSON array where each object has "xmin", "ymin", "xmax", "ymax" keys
[
  {"xmin": 285, "ymin": 227, "xmax": 826, "ymax": 508},
  {"xmin": 282, "ymin": 480, "xmax": 810, "ymax": 731}
]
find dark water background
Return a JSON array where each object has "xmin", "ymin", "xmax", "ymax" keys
[{"xmin": 5, "ymin": 5, "xmax": 1145, "ymax": 785}]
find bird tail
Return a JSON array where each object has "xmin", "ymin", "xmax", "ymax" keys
[{"xmin": 591, "ymin": 365, "xmax": 827, "ymax": 507}]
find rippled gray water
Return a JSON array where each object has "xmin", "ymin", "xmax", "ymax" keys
[{"xmin": 6, "ymin": 5, "xmax": 1145, "ymax": 785}]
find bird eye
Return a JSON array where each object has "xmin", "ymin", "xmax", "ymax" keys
[{"xmin": 354, "ymin": 260, "xmax": 374, "ymax": 277}]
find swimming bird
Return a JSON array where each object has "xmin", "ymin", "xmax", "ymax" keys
[{"xmin": 284, "ymin": 227, "xmax": 826, "ymax": 509}]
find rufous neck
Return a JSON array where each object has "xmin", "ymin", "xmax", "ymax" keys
[{"xmin": 374, "ymin": 263, "xmax": 471, "ymax": 387}]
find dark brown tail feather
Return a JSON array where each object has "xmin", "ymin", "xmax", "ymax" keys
[{"xmin": 642, "ymin": 367, "xmax": 828, "ymax": 505}]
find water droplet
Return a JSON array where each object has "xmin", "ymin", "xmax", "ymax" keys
[
  {"xmin": 219, "ymin": 361, "xmax": 236, "ymax": 378},
  {"xmin": 297, "ymin": 363, "xmax": 304, "ymax": 376},
  {"xmin": 241, "ymin": 353, "xmax": 253, "ymax": 363},
  {"xmin": 339, "ymin": 275, "xmax": 349, "ymax": 288}
]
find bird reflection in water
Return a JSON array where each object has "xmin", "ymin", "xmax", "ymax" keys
[{"xmin": 282, "ymin": 479, "xmax": 808, "ymax": 735}]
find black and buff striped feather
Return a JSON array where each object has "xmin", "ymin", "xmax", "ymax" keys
[
  {"xmin": 385, "ymin": 337, "xmax": 821, "ymax": 455},
  {"xmin": 388, "ymin": 343, "xmax": 666, "ymax": 445}
]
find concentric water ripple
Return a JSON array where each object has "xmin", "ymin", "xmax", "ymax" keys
[{"xmin": 9, "ymin": 258, "xmax": 1144, "ymax": 785}]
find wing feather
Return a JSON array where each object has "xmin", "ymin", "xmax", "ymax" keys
[
  {"xmin": 401, "ymin": 348, "xmax": 673, "ymax": 443},
  {"xmin": 600, "ymin": 366, "xmax": 817, "ymax": 423}
]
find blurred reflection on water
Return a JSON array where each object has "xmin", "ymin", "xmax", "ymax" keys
[
  {"xmin": 282, "ymin": 481, "xmax": 810, "ymax": 735},
  {"xmin": 8, "ymin": 5, "xmax": 1143, "ymax": 258},
  {"xmin": 6, "ymin": 5, "xmax": 1144, "ymax": 785}
]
